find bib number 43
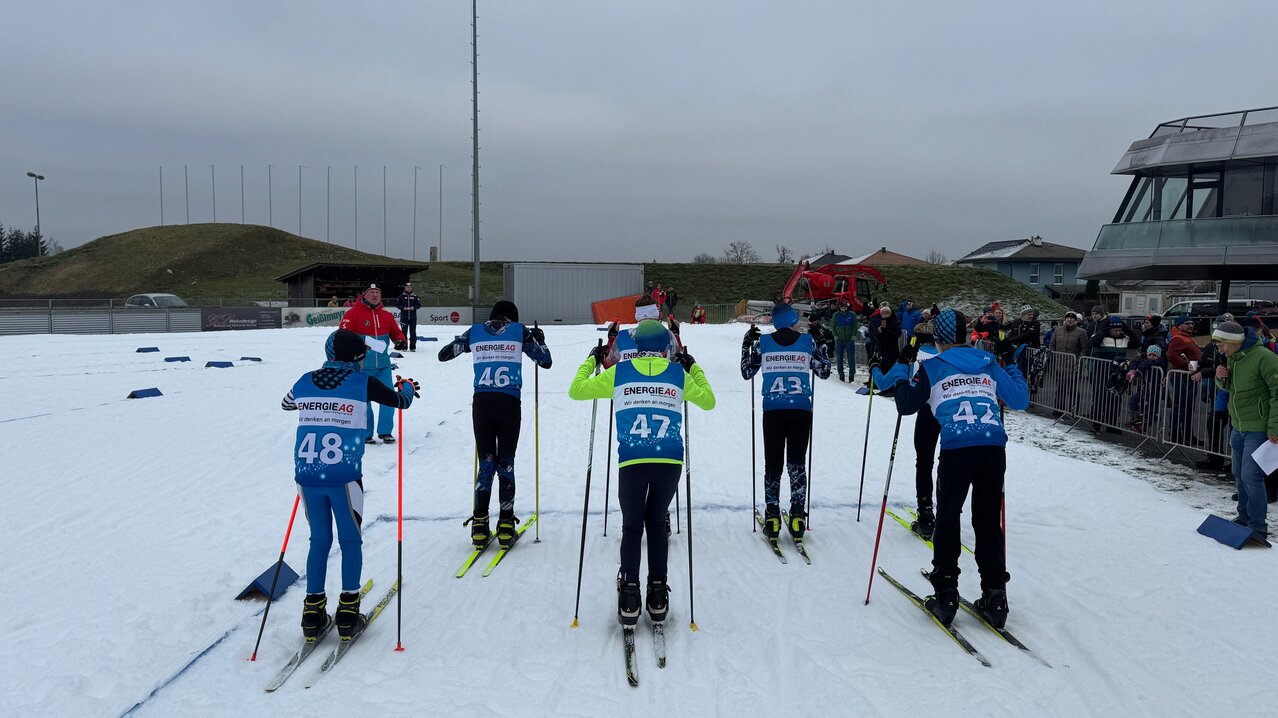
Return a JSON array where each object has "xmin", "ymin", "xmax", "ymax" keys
[
  {"xmin": 768, "ymin": 376, "xmax": 807, "ymax": 395},
  {"xmin": 298, "ymin": 432, "xmax": 344, "ymax": 465}
]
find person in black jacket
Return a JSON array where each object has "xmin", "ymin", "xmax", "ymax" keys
[
  {"xmin": 869, "ymin": 303, "xmax": 901, "ymax": 374},
  {"xmin": 1005, "ymin": 305, "xmax": 1041, "ymax": 372},
  {"xmin": 1137, "ymin": 314, "xmax": 1169, "ymax": 355},
  {"xmin": 397, "ymin": 282, "xmax": 422, "ymax": 351}
]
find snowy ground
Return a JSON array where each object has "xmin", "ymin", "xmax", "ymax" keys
[{"xmin": 2, "ymin": 325, "xmax": 1273, "ymax": 718}]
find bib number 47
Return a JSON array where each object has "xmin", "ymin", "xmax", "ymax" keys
[{"xmin": 629, "ymin": 413, "xmax": 671, "ymax": 440}]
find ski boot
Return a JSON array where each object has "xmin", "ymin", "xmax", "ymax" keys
[
  {"xmin": 335, "ymin": 591, "xmax": 367, "ymax": 640},
  {"xmin": 617, "ymin": 577, "xmax": 642, "ymax": 626},
  {"xmin": 787, "ymin": 509, "xmax": 807, "ymax": 541},
  {"xmin": 924, "ymin": 590, "xmax": 959, "ymax": 626},
  {"xmin": 911, "ymin": 504, "xmax": 936, "ymax": 542},
  {"xmin": 762, "ymin": 505, "xmax": 781, "ymax": 542},
  {"xmin": 974, "ymin": 588, "xmax": 1009, "ymax": 629},
  {"xmin": 365, "ymin": 436, "xmax": 378, "ymax": 445},
  {"xmin": 301, "ymin": 593, "xmax": 330, "ymax": 642},
  {"xmin": 646, "ymin": 579, "xmax": 669, "ymax": 623},
  {"xmin": 496, "ymin": 515, "xmax": 519, "ymax": 549},
  {"xmin": 378, "ymin": 434, "xmax": 396, "ymax": 444},
  {"xmin": 467, "ymin": 514, "xmax": 491, "ymax": 548}
]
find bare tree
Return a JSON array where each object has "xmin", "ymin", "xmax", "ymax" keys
[
  {"xmin": 776, "ymin": 244, "xmax": 794, "ymax": 263},
  {"xmin": 722, "ymin": 240, "xmax": 761, "ymax": 264},
  {"xmin": 926, "ymin": 250, "xmax": 948, "ymax": 265},
  {"xmin": 692, "ymin": 252, "xmax": 717, "ymax": 264}
]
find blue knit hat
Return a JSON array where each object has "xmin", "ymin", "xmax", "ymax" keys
[
  {"xmin": 1174, "ymin": 314, "xmax": 1193, "ymax": 328},
  {"xmin": 934, "ymin": 309, "xmax": 959, "ymax": 344},
  {"xmin": 1146, "ymin": 344, "xmax": 1162, "ymax": 356},
  {"xmin": 771, "ymin": 303, "xmax": 799, "ymax": 330},
  {"xmin": 633, "ymin": 319, "xmax": 671, "ymax": 352}
]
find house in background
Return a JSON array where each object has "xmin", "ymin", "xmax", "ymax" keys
[
  {"xmin": 954, "ymin": 236, "xmax": 1087, "ymax": 298},
  {"xmin": 806, "ymin": 252, "xmax": 851, "ymax": 268},
  {"xmin": 840, "ymin": 247, "xmax": 926, "ymax": 267}
]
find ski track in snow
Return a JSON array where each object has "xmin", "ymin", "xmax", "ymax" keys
[{"xmin": 0, "ymin": 325, "xmax": 1273, "ymax": 718}]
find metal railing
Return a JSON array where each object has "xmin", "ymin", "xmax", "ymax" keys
[{"xmin": 1159, "ymin": 369, "xmax": 1231, "ymax": 461}]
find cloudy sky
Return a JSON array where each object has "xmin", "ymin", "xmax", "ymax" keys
[{"xmin": 2, "ymin": 1, "xmax": 1275, "ymax": 263}]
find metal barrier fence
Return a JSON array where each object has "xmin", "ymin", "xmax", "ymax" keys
[
  {"xmin": 1159, "ymin": 369, "xmax": 1232, "ymax": 461},
  {"xmin": 1028, "ymin": 349, "xmax": 1081, "ymax": 418},
  {"xmin": 1071, "ymin": 355, "xmax": 1166, "ymax": 452}
]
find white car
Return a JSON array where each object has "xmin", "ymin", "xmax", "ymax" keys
[{"xmin": 124, "ymin": 293, "xmax": 189, "ymax": 309}]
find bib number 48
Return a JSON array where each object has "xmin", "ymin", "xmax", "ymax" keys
[{"xmin": 298, "ymin": 432, "xmax": 344, "ymax": 465}]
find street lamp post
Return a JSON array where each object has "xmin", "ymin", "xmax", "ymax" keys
[
  {"xmin": 184, "ymin": 165, "xmax": 190, "ymax": 224},
  {"xmin": 268, "ymin": 164, "xmax": 274, "ymax": 227},
  {"xmin": 299, "ymin": 164, "xmax": 306, "ymax": 236},
  {"xmin": 382, "ymin": 165, "xmax": 387, "ymax": 256},
  {"xmin": 211, "ymin": 165, "xmax": 217, "ymax": 222},
  {"xmin": 159, "ymin": 166, "xmax": 164, "ymax": 225},
  {"xmin": 326, "ymin": 166, "xmax": 333, "ymax": 243},
  {"xmin": 413, "ymin": 165, "xmax": 419, "ymax": 261},
  {"xmin": 438, "ymin": 164, "xmax": 446, "ymax": 261},
  {"xmin": 25, "ymin": 171, "xmax": 44, "ymax": 240},
  {"xmin": 354, "ymin": 165, "xmax": 359, "ymax": 249}
]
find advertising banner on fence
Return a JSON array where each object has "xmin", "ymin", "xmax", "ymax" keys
[
  {"xmin": 282, "ymin": 306, "xmax": 472, "ymax": 329},
  {"xmin": 202, "ymin": 307, "xmax": 283, "ymax": 331}
]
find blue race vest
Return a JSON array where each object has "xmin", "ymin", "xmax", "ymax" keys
[
  {"xmin": 759, "ymin": 333, "xmax": 814, "ymax": 411},
  {"xmin": 926, "ymin": 351, "xmax": 1009, "ymax": 450},
  {"xmin": 613, "ymin": 360, "xmax": 685, "ymax": 467},
  {"xmin": 614, "ymin": 330, "xmax": 640, "ymax": 363},
  {"xmin": 291, "ymin": 369, "xmax": 369, "ymax": 486},
  {"xmin": 470, "ymin": 322, "xmax": 525, "ymax": 397}
]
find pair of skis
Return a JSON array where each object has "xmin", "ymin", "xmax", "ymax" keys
[
  {"xmin": 884, "ymin": 506, "xmax": 974, "ymax": 554},
  {"xmin": 264, "ymin": 578, "xmax": 401, "ymax": 691},
  {"xmin": 623, "ymin": 620, "xmax": 666, "ymax": 687},
  {"xmin": 753, "ymin": 509, "xmax": 811, "ymax": 565},
  {"xmin": 455, "ymin": 514, "xmax": 539, "ymax": 578},
  {"xmin": 877, "ymin": 568, "xmax": 1049, "ymax": 668}
]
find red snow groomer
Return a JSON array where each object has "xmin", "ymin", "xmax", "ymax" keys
[{"xmin": 781, "ymin": 259, "xmax": 887, "ymax": 315}]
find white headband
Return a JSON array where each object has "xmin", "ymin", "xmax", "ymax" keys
[{"xmin": 635, "ymin": 304, "xmax": 660, "ymax": 320}]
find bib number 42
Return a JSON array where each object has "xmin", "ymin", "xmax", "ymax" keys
[{"xmin": 951, "ymin": 400, "xmax": 1000, "ymax": 426}]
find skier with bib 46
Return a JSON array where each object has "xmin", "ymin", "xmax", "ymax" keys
[
  {"xmin": 282, "ymin": 329, "xmax": 418, "ymax": 641},
  {"xmin": 740, "ymin": 302, "xmax": 832, "ymax": 544},
  {"xmin": 439, "ymin": 300, "xmax": 552, "ymax": 549},
  {"xmin": 873, "ymin": 308, "xmax": 1028, "ymax": 629},
  {"xmin": 569, "ymin": 320, "xmax": 715, "ymax": 626}
]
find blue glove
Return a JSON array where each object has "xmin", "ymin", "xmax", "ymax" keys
[
  {"xmin": 1014, "ymin": 343, "xmax": 1028, "ymax": 362},
  {"xmin": 871, "ymin": 363, "xmax": 908, "ymax": 388}
]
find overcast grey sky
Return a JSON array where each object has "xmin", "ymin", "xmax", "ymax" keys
[{"xmin": 2, "ymin": 1, "xmax": 1275, "ymax": 263}]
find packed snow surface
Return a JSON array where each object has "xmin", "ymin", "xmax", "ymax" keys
[{"xmin": 1, "ymin": 325, "xmax": 1272, "ymax": 717}]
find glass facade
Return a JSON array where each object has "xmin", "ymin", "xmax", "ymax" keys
[{"xmin": 1114, "ymin": 161, "xmax": 1277, "ymax": 223}]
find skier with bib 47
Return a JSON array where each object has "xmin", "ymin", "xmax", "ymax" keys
[
  {"xmin": 569, "ymin": 320, "xmax": 715, "ymax": 626},
  {"xmin": 439, "ymin": 300, "xmax": 552, "ymax": 549},
  {"xmin": 873, "ymin": 308, "xmax": 1028, "ymax": 629},
  {"xmin": 282, "ymin": 329, "xmax": 418, "ymax": 641},
  {"xmin": 740, "ymin": 302, "xmax": 832, "ymax": 543}
]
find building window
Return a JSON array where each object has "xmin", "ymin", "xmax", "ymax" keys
[
  {"xmin": 1054, "ymin": 263, "xmax": 1063, "ymax": 284},
  {"xmin": 1029, "ymin": 263, "xmax": 1039, "ymax": 285}
]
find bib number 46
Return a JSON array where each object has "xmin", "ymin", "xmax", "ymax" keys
[
  {"xmin": 298, "ymin": 432, "xmax": 344, "ymax": 465},
  {"xmin": 478, "ymin": 366, "xmax": 513, "ymax": 388}
]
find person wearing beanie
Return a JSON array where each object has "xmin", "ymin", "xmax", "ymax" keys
[
  {"xmin": 438, "ymin": 300, "xmax": 552, "ymax": 549},
  {"xmin": 1213, "ymin": 319, "xmax": 1278, "ymax": 538},
  {"xmin": 569, "ymin": 319, "xmax": 715, "ymax": 627},
  {"xmin": 868, "ymin": 301, "xmax": 902, "ymax": 375},
  {"xmin": 1164, "ymin": 314, "xmax": 1204, "ymax": 446},
  {"xmin": 1123, "ymin": 344, "xmax": 1167, "ymax": 434},
  {"xmin": 872, "ymin": 309, "xmax": 1029, "ymax": 629},
  {"xmin": 740, "ymin": 303, "xmax": 833, "ymax": 546},
  {"xmin": 284, "ymin": 329, "xmax": 419, "ymax": 642},
  {"xmin": 339, "ymin": 284, "xmax": 409, "ymax": 443},
  {"xmin": 831, "ymin": 299, "xmax": 860, "ymax": 382},
  {"xmin": 895, "ymin": 311, "xmax": 956, "ymax": 540},
  {"xmin": 1005, "ymin": 305, "xmax": 1042, "ymax": 373},
  {"xmin": 1138, "ymin": 314, "xmax": 1168, "ymax": 355},
  {"xmin": 605, "ymin": 294, "xmax": 683, "ymax": 368},
  {"xmin": 1049, "ymin": 311, "xmax": 1089, "ymax": 357},
  {"xmin": 396, "ymin": 282, "xmax": 422, "ymax": 351}
]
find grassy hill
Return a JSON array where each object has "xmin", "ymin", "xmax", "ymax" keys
[{"xmin": 0, "ymin": 224, "xmax": 1069, "ymax": 315}]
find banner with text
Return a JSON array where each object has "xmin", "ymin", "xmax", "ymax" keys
[{"xmin": 282, "ymin": 306, "xmax": 472, "ymax": 329}]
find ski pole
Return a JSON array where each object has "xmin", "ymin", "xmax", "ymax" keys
[
  {"xmin": 864, "ymin": 413, "xmax": 903, "ymax": 605},
  {"xmin": 751, "ymin": 374, "xmax": 757, "ymax": 532},
  {"xmin": 855, "ymin": 373, "xmax": 876, "ymax": 521},
  {"xmin": 571, "ymin": 341, "xmax": 603, "ymax": 628},
  {"xmin": 807, "ymin": 369, "xmax": 815, "ymax": 528},
  {"xmin": 534, "ymin": 325, "xmax": 541, "ymax": 544},
  {"xmin": 685, "ymin": 397, "xmax": 698, "ymax": 631},
  {"xmin": 603, "ymin": 400, "xmax": 613, "ymax": 537},
  {"xmin": 395, "ymin": 408, "xmax": 404, "ymax": 652},
  {"xmin": 249, "ymin": 492, "xmax": 301, "ymax": 661}
]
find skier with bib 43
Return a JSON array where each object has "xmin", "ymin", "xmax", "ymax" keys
[
  {"xmin": 282, "ymin": 329, "xmax": 418, "ymax": 641},
  {"xmin": 439, "ymin": 300, "xmax": 552, "ymax": 549}
]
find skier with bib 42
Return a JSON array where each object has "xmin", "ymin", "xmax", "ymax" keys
[
  {"xmin": 873, "ymin": 308, "xmax": 1028, "ymax": 629},
  {"xmin": 282, "ymin": 329, "xmax": 418, "ymax": 641},
  {"xmin": 569, "ymin": 320, "xmax": 715, "ymax": 626},
  {"xmin": 439, "ymin": 300, "xmax": 552, "ymax": 549},
  {"xmin": 740, "ymin": 302, "xmax": 832, "ymax": 544}
]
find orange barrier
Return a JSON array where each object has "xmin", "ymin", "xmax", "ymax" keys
[{"xmin": 591, "ymin": 294, "xmax": 642, "ymax": 324}]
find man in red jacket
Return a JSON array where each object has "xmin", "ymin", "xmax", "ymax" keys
[
  {"xmin": 1166, "ymin": 315, "xmax": 1204, "ymax": 446},
  {"xmin": 340, "ymin": 284, "xmax": 408, "ymax": 443}
]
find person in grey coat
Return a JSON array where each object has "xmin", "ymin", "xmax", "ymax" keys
[{"xmin": 1048, "ymin": 312, "xmax": 1090, "ymax": 357}]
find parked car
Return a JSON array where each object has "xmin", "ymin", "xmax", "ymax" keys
[
  {"xmin": 1162, "ymin": 299, "xmax": 1276, "ymax": 319},
  {"xmin": 124, "ymin": 293, "xmax": 189, "ymax": 308}
]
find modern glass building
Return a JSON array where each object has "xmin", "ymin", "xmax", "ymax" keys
[{"xmin": 1078, "ymin": 107, "xmax": 1278, "ymax": 287}]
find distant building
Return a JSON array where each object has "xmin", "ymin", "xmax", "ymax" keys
[
  {"xmin": 276, "ymin": 260, "xmax": 429, "ymax": 306},
  {"xmin": 841, "ymin": 247, "xmax": 926, "ymax": 267},
  {"xmin": 954, "ymin": 236, "xmax": 1087, "ymax": 297},
  {"xmin": 805, "ymin": 252, "xmax": 851, "ymax": 268}
]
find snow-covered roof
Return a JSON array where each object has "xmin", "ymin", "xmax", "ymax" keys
[{"xmin": 956, "ymin": 238, "xmax": 1086, "ymax": 263}]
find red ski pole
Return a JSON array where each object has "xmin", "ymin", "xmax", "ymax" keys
[
  {"xmin": 864, "ymin": 414, "xmax": 903, "ymax": 605},
  {"xmin": 395, "ymin": 407, "xmax": 405, "ymax": 652},
  {"xmin": 249, "ymin": 492, "xmax": 301, "ymax": 661}
]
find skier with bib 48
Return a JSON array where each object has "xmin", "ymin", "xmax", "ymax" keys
[
  {"xmin": 569, "ymin": 320, "xmax": 715, "ymax": 626},
  {"xmin": 282, "ymin": 329, "xmax": 418, "ymax": 641},
  {"xmin": 438, "ymin": 300, "xmax": 552, "ymax": 549},
  {"xmin": 740, "ymin": 302, "xmax": 832, "ymax": 543},
  {"xmin": 873, "ymin": 308, "xmax": 1028, "ymax": 629}
]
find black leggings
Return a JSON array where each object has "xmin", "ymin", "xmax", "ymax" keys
[
  {"xmin": 932, "ymin": 446, "xmax": 1007, "ymax": 592},
  {"xmin": 618, "ymin": 463, "xmax": 681, "ymax": 583},
  {"xmin": 472, "ymin": 392, "xmax": 522, "ymax": 518},
  {"xmin": 914, "ymin": 404, "xmax": 941, "ymax": 506},
  {"xmin": 762, "ymin": 409, "xmax": 811, "ymax": 512}
]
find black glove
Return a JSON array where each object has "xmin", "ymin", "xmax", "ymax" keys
[
  {"xmin": 607, "ymin": 322, "xmax": 619, "ymax": 340},
  {"xmin": 393, "ymin": 339, "xmax": 407, "ymax": 351},
  {"xmin": 675, "ymin": 351, "xmax": 695, "ymax": 371},
  {"xmin": 588, "ymin": 344, "xmax": 607, "ymax": 364},
  {"xmin": 743, "ymin": 325, "xmax": 761, "ymax": 346},
  {"xmin": 899, "ymin": 342, "xmax": 919, "ymax": 364},
  {"xmin": 668, "ymin": 317, "xmax": 680, "ymax": 335},
  {"xmin": 394, "ymin": 375, "xmax": 421, "ymax": 398},
  {"xmin": 529, "ymin": 326, "xmax": 545, "ymax": 343}
]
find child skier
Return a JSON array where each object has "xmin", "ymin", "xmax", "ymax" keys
[
  {"xmin": 873, "ymin": 309, "xmax": 1029, "ymax": 629},
  {"xmin": 438, "ymin": 300, "xmax": 551, "ymax": 549},
  {"xmin": 282, "ymin": 329, "xmax": 418, "ymax": 640},
  {"xmin": 568, "ymin": 320, "xmax": 715, "ymax": 625},
  {"xmin": 740, "ymin": 302, "xmax": 832, "ymax": 543}
]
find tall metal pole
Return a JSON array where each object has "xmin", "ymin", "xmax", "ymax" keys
[
  {"xmin": 26, "ymin": 172, "xmax": 43, "ymax": 239},
  {"xmin": 159, "ymin": 166, "xmax": 164, "ymax": 226},
  {"xmin": 326, "ymin": 166, "xmax": 332, "ymax": 242},
  {"xmin": 471, "ymin": 0, "xmax": 481, "ymax": 313},
  {"xmin": 184, "ymin": 165, "xmax": 190, "ymax": 224},
  {"xmin": 412, "ymin": 165, "xmax": 419, "ymax": 261},
  {"xmin": 299, "ymin": 164, "xmax": 306, "ymax": 236},
  {"xmin": 211, "ymin": 165, "xmax": 216, "ymax": 222},
  {"xmin": 382, "ymin": 165, "xmax": 388, "ymax": 256},
  {"xmin": 268, "ymin": 164, "xmax": 274, "ymax": 227},
  {"xmin": 354, "ymin": 165, "xmax": 359, "ymax": 248},
  {"xmin": 240, "ymin": 165, "xmax": 245, "ymax": 224},
  {"xmin": 439, "ymin": 164, "xmax": 445, "ymax": 261}
]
